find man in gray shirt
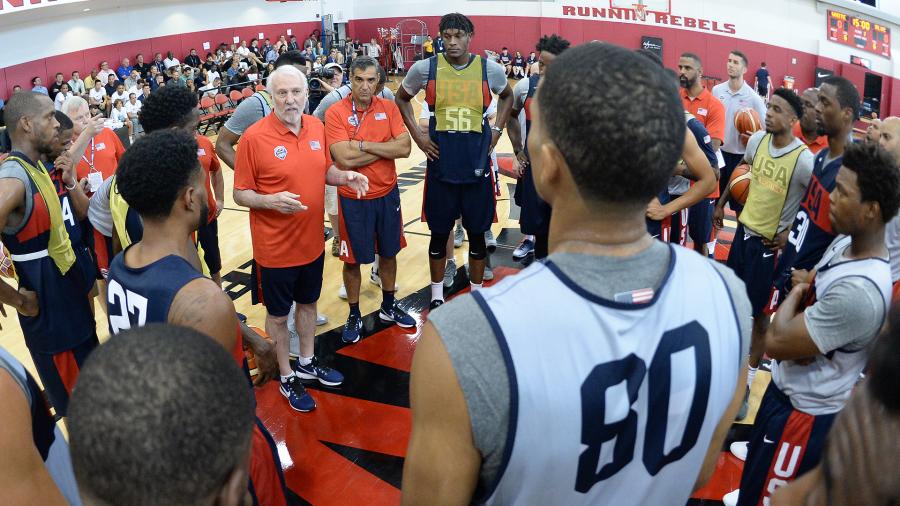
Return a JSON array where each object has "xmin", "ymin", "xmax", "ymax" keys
[
  {"xmin": 714, "ymin": 89, "xmax": 813, "ymax": 420},
  {"xmin": 403, "ymin": 42, "xmax": 749, "ymax": 505}
]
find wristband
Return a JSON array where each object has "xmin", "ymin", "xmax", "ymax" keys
[
  {"xmin": 65, "ymin": 181, "xmax": 77, "ymax": 191},
  {"xmin": 491, "ymin": 126, "xmax": 503, "ymax": 134}
]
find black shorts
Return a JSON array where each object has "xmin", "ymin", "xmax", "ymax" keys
[
  {"xmin": 736, "ymin": 383, "xmax": 835, "ymax": 506},
  {"xmin": 29, "ymin": 335, "xmax": 98, "ymax": 416},
  {"xmin": 197, "ymin": 218, "xmax": 222, "ymax": 275},
  {"xmin": 726, "ymin": 224, "xmax": 778, "ymax": 316},
  {"xmin": 338, "ymin": 187, "xmax": 406, "ymax": 265},
  {"xmin": 688, "ymin": 198, "xmax": 716, "ymax": 246},
  {"xmin": 518, "ymin": 166, "xmax": 551, "ymax": 236},
  {"xmin": 423, "ymin": 172, "xmax": 496, "ymax": 235},
  {"xmin": 251, "ymin": 253, "xmax": 325, "ymax": 316}
]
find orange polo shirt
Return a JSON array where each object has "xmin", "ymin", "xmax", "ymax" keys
[
  {"xmin": 324, "ymin": 96, "xmax": 408, "ymax": 199},
  {"xmin": 196, "ymin": 134, "xmax": 221, "ymax": 223},
  {"xmin": 792, "ymin": 121, "xmax": 828, "ymax": 154},
  {"xmin": 680, "ymin": 87, "xmax": 725, "ymax": 143},
  {"xmin": 75, "ymin": 127, "xmax": 125, "ymax": 184},
  {"xmin": 234, "ymin": 114, "xmax": 331, "ymax": 268}
]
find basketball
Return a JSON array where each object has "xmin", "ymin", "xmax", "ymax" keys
[
  {"xmin": 728, "ymin": 164, "xmax": 752, "ymax": 204},
  {"xmin": 734, "ymin": 108, "xmax": 762, "ymax": 145}
]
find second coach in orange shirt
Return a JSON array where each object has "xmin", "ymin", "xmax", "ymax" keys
[
  {"xmin": 234, "ymin": 65, "xmax": 369, "ymax": 414},
  {"xmin": 325, "ymin": 56, "xmax": 414, "ymax": 345}
]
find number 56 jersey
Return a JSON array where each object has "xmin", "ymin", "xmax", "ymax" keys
[{"xmin": 477, "ymin": 246, "xmax": 745, "ymax": 506}]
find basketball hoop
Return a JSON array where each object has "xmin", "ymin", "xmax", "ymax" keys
[{"xmin": 632, "ymin": 3, "xmax": 648, "ymax": 21}]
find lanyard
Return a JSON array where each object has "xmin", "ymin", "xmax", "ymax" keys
[
  {"xmin": 81, "ymin": 138, "xmax": 98, "ymax": 172},
  {"xmin": 351, "ymin": 100, "xmax": 369, "ymax": 140}
]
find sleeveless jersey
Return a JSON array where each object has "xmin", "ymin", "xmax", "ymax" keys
[
  {"xmin": 0, "ymin": 155, "xmax": 96, "ymax": 353},
  {"xmin": 108, "ymin": 175, "xmax": 144, "ymax": 249},
  {"xmin": 776, "ymin": 149, "xmax": 842, "ymax": 284},
  {"xmin": 424, "ymin": 53, "xmax": 492, "ymax": 184},
  {"xmin": 0, "ymin": 347, "xmax": 82, "ymax": 505},
  {"xmin": 476, "ymin": 247, "xmax": 743, "ymax": 505},
  {"xmin": 668, "ymin": 113, "xmax": 719, "ymax": 196},
  {"xmin": 739, "ymin": 134, "xmax": 807, "ymax": 240},
  {"xmin": 772, "ymin": 235, "xmax": 891, "ymax": 415},
  {"xmin": 517, "ymin": 74, "xmax": 551, "ymax": 235}
]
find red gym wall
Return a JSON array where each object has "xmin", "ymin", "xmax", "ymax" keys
[{"xmin": 3, "ymin": 15, "xmax": 898, "ymax": 117}]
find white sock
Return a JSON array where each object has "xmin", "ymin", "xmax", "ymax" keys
[
  {"xmin": 298, "ymin": 355, "xmax": 313, "ymax": 366},
  {"xmin": 526, "ymin": 235, "xmax": 535, "ymax": 241},
  {"xmin": 747, "ymin": 367, "xmax": 758, "ymax": 388},
  {"xmin": 280, "ymin": 373, "xmax": 295, "ymax": 383},
  {"xmin": 431, "ymin": 282, "xmax": 444, "ymax": 302},
  {"xmin": 471, "ymin": 282, "xmax": 483, "ymax": 291}
]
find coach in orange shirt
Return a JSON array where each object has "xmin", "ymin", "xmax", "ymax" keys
[
  {"xmin": 678, "ymin": 52, "xmax": 725, "ymax": 257},
  {"xmin": 793, "ymin": 88, "xmax": 828, "ymax": 154},
  {"xmin": 325, "ymin": 57, "xmax": 414, "ymax": 345},
  {"xmin": 234, "ymin": 65, "xmax": 369, "ymax": 413}
]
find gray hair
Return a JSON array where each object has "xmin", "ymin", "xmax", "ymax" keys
[
  {"xmin": 61, "ymin": 95, "xmax": 88, "ymax": 116},
  {"xmin": 349, "ymin": 56, "xmax": 380, "ymax": 78},
  {"xmin": 266, "ymin": 64, "xmax": 307, "ymax": 95}
]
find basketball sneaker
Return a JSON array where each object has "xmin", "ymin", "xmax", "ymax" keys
[
  {"xmin": 338, "ymin": 285, "xmax": 347, "ymax": 300},
  {"xmin": 429, "ymin": 299, "xmax": 444, "ymax": 310},
  {"xmin": 485, "ymin": 230, "xmax": 497, "ymax": 253},
  {"xmin": 331, "ymin": 237, "xmax": 340, "ymax": 257},
  {"xmin": 513, "ymin": 237, "xmax": 535, "ymax": 261},
  {"xmin": 342, "ymin": 312, "xmax": 362, "ymax": 343},
  {"xmin": 444, "ymin": 258, "xmax": 457, "ymax": 288},
  {"xmin": 722, "ymin": 489, "xmax": 739, "ymax": 506},
  {"xmin": 454, "ymin": 222, "xmax": 465, "ymax": 248},
  {"xmin": 317, "ymin": 313, "xmax": 328, "ymax": 326},
  {"xmin": 295, "ymin": 356, "xmax": 344, "ymax": 386},
  {"xmin": 465, "ymin": 258, "xmax": 494, "ymax": 281},
  {"xmin": 280, "ymin": 376, "xmax": 316, "ymax": 412},
  {"xmin": 735, "ymin": 386, "xmax": 750, "ymax": 421},
  {"xmin": 379, "ymin": 303, "xmax": 416, "ymax": 328},
  {"xmin": 729, "ymin": 441, "xmax": 748, "ymax": 461}
]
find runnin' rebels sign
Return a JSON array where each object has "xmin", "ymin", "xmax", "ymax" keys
[{"xmin": 561, "ymin": 4, "xmax": 737, "ymax": 35}]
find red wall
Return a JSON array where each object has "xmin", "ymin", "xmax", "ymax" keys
[
  {"xmin": 5, "ymin": 15, "xmax": 898, "ymax": 116},
  {"xmin": 1, "ymin": 21, "xmax": 320, "ymax": 98},
  {"xmin": 349, "ymin": 15, "xmax": 899, "ymax": 117}
]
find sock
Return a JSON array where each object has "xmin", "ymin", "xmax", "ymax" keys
[
  {"xmin": 382, "ymin": 290, "xmax": 395, "ymax": 309},
  {"xmin": 471, "ymin": 282, "xmax": 483, "ymax": 291},
  {"xmin": 280, "ymin": 373, "xmax": 295, "ymax": 383},
  {"xmin": 349, "ymin": 303, "xmax": 360, "ymax": 316},
  {"xmin": 526, "ymin": 234, "xmax": 535, "ymax": 242},
  {"xmin": 298, "ymin": 355, "xmax": 313, "ymax": 366},
  {"xmin": 747, "ymin": 367, "xmax": 758, "ymax": 388},
  {"xmin": 431, "ymin": 282, "xmax": 444, "ymax": 302}
]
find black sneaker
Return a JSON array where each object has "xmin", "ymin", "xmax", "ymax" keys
[{"xmin": 429, "ymin": 300, "xmax": 444, "ymax": 310}]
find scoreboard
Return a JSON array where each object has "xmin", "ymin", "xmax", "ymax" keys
[{"xmin": 827, "ymin": 9, "xmax": 891, "ymax": 59}]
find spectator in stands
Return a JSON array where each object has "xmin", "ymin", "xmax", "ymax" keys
[
  {"xmin": 423, "ymin": 35, "xmax": 434, "ymax": 59},
  {"xmin": 512, "ymin": 51, "xmax": 526, "ymax": 78},
  {"xmin": 226, "ymin": 59, "xmax": 240, "ymax": 83},
  {"xmin": 185, "ymin": 79, "xmax": 198, "ymax": 98},
  {"xmin": 31, "ymin": 77, "xmax": 48, "ymax": 95},
  {"xmin": 303, "ymin": 46, "xmax": 315, "ymax": 62},
  {"xmin": 247, "ymin": 65, "xmax": 260, "ymax": 84},
  {"xmin": 103, "ymin": 74, "xmax": 118, "ymax": 98},
  {"xmin": 499, "ymin": 47, "xmax": 512, "ymax": 76},
  {"xmin": 526, "ymin": 51, "xmax": 538, "ymax": 76},
  {"xmin": 147, "ymin": 66, "xmax": 160, "ymax": 90},
  {"xmin": 54, "ymin": 83, "xmax": 73, "ymax": 111},
  {"xmin": 124, "ymin": 93, "xmax": 142, "ymax": 138},
  {"xmin": 163, "ymin": 51, "xmax": 180, "ymax": 70},
  {"xmin": 262, "ymin": 38, "xmax": 273, "ymax": 56},
  {"xmin": 116, "ymin": 58, "xmax": 132, "ymax": 81},
  {"xmin": 184, "ymin": 48, "xmax": 202, "ymax": 68},
  {"xmin": 83, "ymin": 69, "xmax": 98, "ymax": 90},
  {"xmin": 133, "ymin": 53, "xmax": 151, "ymax": 78},
  {"xmin": 97, "ymin": 61, "xmax": 115, "ymax": 85},
  {"xmin": 152, "ymin": 52, "xmax": 166, "ymax": 74},
  {"xmin": 68, "ymin": 71, "xmax": 86, "ymax": 96},
  {"xmin": 201, "ymin": 77, "xmax": 222, "ymax": 98},
  {"xmin": 89, "ymin": 79, "xmax": 109, "ymax": 114},
  {"xmin": 11, "ymin": 85, "xmax": 22, "ymax": 93},
  {"xmin": 49, "ymin": 73, "xmax": 66, "ymax": 101},
  {"xmin": 203, "ymin": 53, "xmax": 216, "ymax": 71},
  {"xmin": 236, "ymin": 40, "xmax": 251, "ymax": 61},
  {"xmin": 110, "ymin": 99, "xmax": 128, "ymax": 131},
  {"xmin": 154, "ymin": 75, "xmax": 165, "ymax": 89},
  {"xmin": 313, "ymin": 56, "xmax": 325, "ymax": 71},
  {"xmin": 286, "ymin": 36, "xmax": 298, "ymax": 51},
  {"xmin": 138, "ymin": 83, "xmax": 152, "ymax": 103},
  {"xmin": 124, "ymin": 70, "xmax": 141, "ymax": 95},
  {"xmin": 315, "ymin": 41, "xmax": 325, "ymax": 58},
  {"xmin": 225, "ymin": 44, "xmax": 236, "ymax": 60},
  {"xmin": 110, "ymin": 83, "xmax": 129, "ymax": 110},
  {"xmin": 206, "ymin": 64, "xmax": 221, "ymax": 85},
  {"xmin": 262, "ymin": 62, "xmax": 276, "ymax": 80},
  {"xmin": 233, "ymin": 67, "xmax": 251, "ymax": 90},
  {"xmin": 277, "ymin": 34, "xmax": 288, "ymax": 51},
  {"xmin": 368, "ymin": 38, "xmax": 381, "ymax": 59}
]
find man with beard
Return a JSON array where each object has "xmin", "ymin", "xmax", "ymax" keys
[
  {"xmin": 793, "ymin": 88, "xmax": 828, "ymax": 154},
  {"xmin": 679, "ymin": 52, "xmax": 726, "ymax": 256}
]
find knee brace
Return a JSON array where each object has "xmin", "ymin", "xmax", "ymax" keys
[
  {"xmin": 429, "ymin": 233, "xmax": 450, "ymax": 260},
  {"xmin": 468, "ymin": 232, "xmax": 487, "ymax": 261}
]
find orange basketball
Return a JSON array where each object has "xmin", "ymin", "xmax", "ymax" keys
[
  {"xmin": 244, "ymin": 326, "xmax": 273, "ymax": 383},
  {"xmin": 734, "ymin": 108, "xmax": 762, "ymax": 145},
  {"xmin": 728, "ymin": 164, "xmax": 752, "ymax": 204}
]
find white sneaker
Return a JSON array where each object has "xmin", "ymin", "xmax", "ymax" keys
[
  {"xmin": 443, "ymin": 259, "xmax": 457, "ymax": 288},
  {"xmin": 316, "ymin": 313, "xmax": 328, "ymax": 326},
  {"xmin": 464, "ymin": 260, "xmax": 494, "ymax": 281},
  {"xmin": 338, "ymin": 284, "xmax": 347, "ymax": 300},
  {"xmin": 730, "ymin": 441, "xmax": 748, "ymax": 462},
  {"xmin": 453, "ymin": 224, "xmax": 464, "ymax": 248},
  {"xmin": 369, "ymin": 268, "xmax": 381, "ymax": 287},
  {"xmin": 485, "ymin": 230, "xmax": 497, "ymax": 253},
  {"xmin": 722, "ymin": 489, "xmax": 739, "ymax": 506}
]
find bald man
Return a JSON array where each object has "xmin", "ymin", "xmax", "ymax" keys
[
  {"xmin": 793, "ymin": 88, "xmax": 828, "ymax": 154},
  {"xmin": 866, "ymin": 118, "xmax": 882, "ymax": 144},
  {"xmin": 879, "ymin": 117, "xmax": 900, "ymax": 298}
]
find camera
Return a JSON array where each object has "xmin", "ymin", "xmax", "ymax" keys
[{"xmin": 308, "ymin": 67, "xmax": 336, "ymax": 91}]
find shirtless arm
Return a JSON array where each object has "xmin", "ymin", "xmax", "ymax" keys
[
  {"xmin": 215, "ymin": 127, "xmax": 241, "ymax": 170},
  {"xmin": 402, "ymin": 323, "xmax": 481, "ymax": 505},
  {"xmin": 694, "ymin": 357, "xmax": 747, "ymax": 490},
  {"xmin": 169, "ymin": 278, "xmax": 239, "ymax": 353},
  {"xmin": 0, "ymin": 179, "xmax": 38, "ymax": 316}
]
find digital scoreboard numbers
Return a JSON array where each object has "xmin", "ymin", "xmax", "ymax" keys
[{"xmin": 827, "ymin": 10, "xmax": 891, "ymax": 59}]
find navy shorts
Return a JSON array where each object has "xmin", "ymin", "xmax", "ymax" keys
[
  {"xmin": 736, "ymin": 383, "xmax": 836, "ymax": 506},
  {"xmin": 338, "ymin": 186, "xmax": 406, "ymax": 265},
  {"xmin": 518, "ymin": 167, "xmax": 551, "ymax": 236},
  {"xmin": 423, "ymin": 172, "xmax": 496, "ymax": 235},
  {"xmin": 726, "ymin": 224, "xmax": 778, "ymax": 316},
  {"xmin": 29, "ymin": 335, "xmax": 99, "ymax": 416},
  {"xmin": 251, "ymin": 253, "xmax": 325, "ymax": 316},
  {"xmin": 667, "ymin": 198, "xmax": 690, "ymax": 246},
  {"xmin": 197, "ymin": 218, "xmax": 222, "ymax": 275},
  {"xmin": 688, "ymin": 198, "xmax": 716, "ymax": 246}
]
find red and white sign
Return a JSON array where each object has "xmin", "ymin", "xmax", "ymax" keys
[
  {"xmin": 0, "ymin": 0, "xmax": 87, "ymax": 15},
  {"xmin": 562, "ymin": 2, "xmax": 737, "ymax": 35}
]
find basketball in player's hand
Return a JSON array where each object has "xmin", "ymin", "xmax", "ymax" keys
[
  {"xmin": 734, "ymin": 108, "xmax": 762, "ymax": 146},
  {"xmin": 728, "ymin": 164, "xmax": 752, "ymax": 204}
]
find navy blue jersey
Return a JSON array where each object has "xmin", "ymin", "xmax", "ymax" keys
[
  {"xmin": 106, "ymin": 249, "xmax": 203, "ymax": 334},
  {"xmin": 773, "ymin": 149, "xmax": 842, "ymax": 291},
  {"xmin": 686, "ymin": 116, "xmax": 718, "ymax": 169}
]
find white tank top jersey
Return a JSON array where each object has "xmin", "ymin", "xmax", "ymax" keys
[
  {"xmin": 474, "ymin": 246, "xmax": 743, "ymax": 505},
  {"xmin": 772, "ymin": 235, "xmax": 891, "ymax": 416}
]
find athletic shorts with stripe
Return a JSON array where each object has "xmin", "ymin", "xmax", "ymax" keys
[
  {"xmin": 736, "ymin": 382, "xmax": 836, "ymax": 506},
  {"xmin": 29, "ymin": 336, "xmax": 98, "ymax": 416},
  {"xmin": 338, "ymin": 186, "xmax": 406, "ymax": 265},
  {"xmin": 726, "ymin": 224, "xmax": 778, "ymax": 317}
]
